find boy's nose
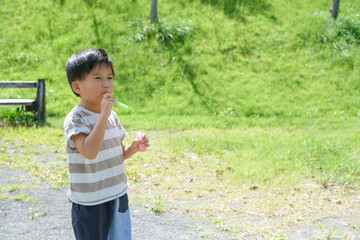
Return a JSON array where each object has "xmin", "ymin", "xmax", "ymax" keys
[{"xmin": 103, "ymin": 80, "xmax": 111, "ymax": 88}]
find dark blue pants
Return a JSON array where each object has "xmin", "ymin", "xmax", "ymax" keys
[{"xmin": 72, "ymin": 194, "xmax": 129, "ymax": 240}]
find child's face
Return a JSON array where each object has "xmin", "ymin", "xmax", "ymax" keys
[{"xmin": 73, "ymin": 64, "xmax": 114, "ymax": 110}]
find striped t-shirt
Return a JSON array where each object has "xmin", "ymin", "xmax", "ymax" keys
[{"xmin": 64, "ymin": 105, "xmax": 128, "ymax": 206}]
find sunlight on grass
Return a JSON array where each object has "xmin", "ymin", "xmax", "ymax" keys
[
  {"xmin": 0, "ymin": 126, "xmax": 68, "ymax": 187},
  {"xmin": 1, "ymin": 120, "xmax": 359, "ymax": 194},
  {"xmin": 1, "ymin": 0, "xmax": 360, "ymax": 120},
  {"xmin": 0, "ymin": 119, "xmax": 359, "ymax": 237}
]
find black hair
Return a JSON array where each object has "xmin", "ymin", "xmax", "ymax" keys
[{"xmin": 66, "ymin": 48, "xmax": 116, "ymax": 97}]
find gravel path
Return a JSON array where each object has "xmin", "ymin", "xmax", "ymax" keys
[
  {"xmin": 0, "ymin": 166, "xmax": 235, "ymax": 240},
  {"xmin": 1, "ymin": 166, "xmax": 359, "ymax": 240}
]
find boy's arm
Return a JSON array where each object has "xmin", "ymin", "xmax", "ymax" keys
[
  {"xmin": 72, "ymin": 115, "xmax": 108, "ymax": 159},
  {"xmin": 72, "ymin": 94, "xmax": 116, "ymax": 159},
  {"xmin": 122, "ymin": 143, "xmax": 138, "ymax": 160},
  {"xmin": 122, "ymin": 134, "xmax": 150, "ymax": 160}
]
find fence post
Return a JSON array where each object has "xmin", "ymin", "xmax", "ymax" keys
[{"xmin": 36, "ymin": 78, "xmax": 46, "ymax": 122}]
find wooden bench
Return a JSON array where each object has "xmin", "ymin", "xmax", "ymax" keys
[{"xmin": 0, "ymin": 79, "xmax": 46, "ymax": 122}]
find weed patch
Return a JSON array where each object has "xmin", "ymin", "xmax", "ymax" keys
[
  {"xmin": 128, "ymin": 19, "xmax": 194, "ymax": 45},
  {"xmin": 0, "ymin": 106, "xmax": 36, "ymax": 127},
  {"xmin": 307, "ymin": 2, "xmax": 360, "ymax": 66}
]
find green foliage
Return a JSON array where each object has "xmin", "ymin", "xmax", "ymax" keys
[
  {"xmin": 151, "ymin": 198, "xmax": 165, "ymax": 213},
  {"xmin": 0, "ymin": 107, "xmax": 36, "ymax": 127},
  {"xmin": 12, "ymin": 193, "xmax": 29, "ymax": 201},
  {"xmin": 200, "ymin": 0, "xmax": 272, "ymax": 20},
  {"xmin": 29, "ymin": 208, "xmax": 47, "ymax": 219},
  {"xmin": 128, "ymin": 19, "xmax": 194, "ymax": 45},
  {"xmin": 308, "ymin": 2, "xmax": 360, "ymax": 65},
  {"xmin": 317, "ymin": 17, "xmax": 360, "ymax": 45},
  {"xmin": 0, "ymin": 0, "xmax": 360, "ymax": 124}
]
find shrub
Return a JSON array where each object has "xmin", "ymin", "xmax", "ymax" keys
[
  {"xmin": 0, "ymin": 106, "xmax": 35, "ymax": 127},
  {"xmin": 309, "ymin": 3, "xmax": 360, "ymax": 65},
  {"xmin": 128, "ymin": 19, "xmax": 194, "ymax": 45}
]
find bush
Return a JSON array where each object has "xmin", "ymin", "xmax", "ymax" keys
[
  {"xmin": 316, "ymin": 16, "xmax": 360, "ymax": 45},
  {"xmin": 128, "ymin": 19, "xmax": 194, "ymax": 45},
  {"xmin": 0, "ymin": 106, "xmax": 35, "ymax": 127},
  {"xmin": 309, "ymin": 3, "xmax": 360, "ymax": 65}
]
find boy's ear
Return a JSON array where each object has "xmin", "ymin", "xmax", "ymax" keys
[{"xmin": 72, "ymin": 81, "xmax": 81, "ymax": 95}]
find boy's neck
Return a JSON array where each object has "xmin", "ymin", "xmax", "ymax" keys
[{"xmin": 79, "ymin": 101, "xmax": 101, "ymax": 114}]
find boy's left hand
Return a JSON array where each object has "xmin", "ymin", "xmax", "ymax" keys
[{"xmin": 131, "ymin": 133, "xmax": 150, "ymax": 152}]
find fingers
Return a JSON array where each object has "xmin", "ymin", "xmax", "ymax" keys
[
  {"xmin": 103, "ymin": 93, "xmax": 115, "ymax": 101},
  {"xmin": 140, "ymin": 134, "xmax": 150, "ymax": 147},
  {"xmin": 100, "ymin": 94, "xmax": 117, "ymax": 118},
  {"xmin": 102, "ymin": 93, "xmax": 117, "ymax": 107},
  {"xmin": 102, "ymin": 92, "xmax": 113, "ymax": 98}
]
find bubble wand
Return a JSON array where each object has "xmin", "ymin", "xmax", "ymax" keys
[
  {"xmin": 115, "ymin": 100, "xmax": 128, "ymax": 109},
  {"xmin": 103, "ymin": 93, "xmax": 128, "ymax": 109}
]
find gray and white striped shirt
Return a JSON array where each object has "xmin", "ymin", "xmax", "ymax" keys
[{"xmin": 64, "ymin": 105, "xmax": 128, "ymax": 206}]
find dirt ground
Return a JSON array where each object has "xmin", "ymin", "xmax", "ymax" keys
[
  {"xmin": 0, "ymin": 166, "xmax": 235, "ymax": 240},
  {"xmin": 0, "ymin": 165, "xmax": 359, "ymax": 240}
]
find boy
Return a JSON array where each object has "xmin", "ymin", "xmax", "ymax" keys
[{"xmin": 64, "ymin": 48, "xmax": 149, "ymax": 240}]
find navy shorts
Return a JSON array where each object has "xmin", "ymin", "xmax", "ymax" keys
[{"xmin": 72, "ymin": 193, "xmax": 131, "ymax": 240}]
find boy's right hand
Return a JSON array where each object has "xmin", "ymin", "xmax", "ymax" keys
[{"xmin": 100, "ymin": 93, "xmax": 116, "ymax": 119}]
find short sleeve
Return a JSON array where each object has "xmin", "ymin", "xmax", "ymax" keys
[{"xmin": 64, "ymin": 113, "xmax": 91, "ymax": 151}]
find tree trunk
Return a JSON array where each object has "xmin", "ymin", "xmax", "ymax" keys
[
  {"xmin": 330, "ymin": 0, "xmax": 340, "ymax": 19},
  {"xmin": 149, "ymin": 0, "xmax": 158, "ymax": 22}
]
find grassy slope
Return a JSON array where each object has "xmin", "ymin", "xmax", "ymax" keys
[
  {"xmin": 0, "ymin": 0, "xmax": 359, "ymax": 127},
  {"xmin": 1, "ymin": 0, "xmax": 359, "ymax": 181}
]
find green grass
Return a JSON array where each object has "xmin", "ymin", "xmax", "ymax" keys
[
  {"xmin": 1, "ymin": 0, "xmax": 359, "ymax": 122},
  {"xmin": 2, "ymin": 180, "xmax": 40, "ymax": 193},
  {"xmin": 0, "ymin": 106, "xmax": 36, "ymax": 127},
  {"xmin": 0, "ymin": 123, "xmax": 359, "ymax": 236},
  {"xmin": 29, "ymin": 208, "xmax": 47, "ymax": 219},
  {"xmin": 1, "ymin": 121, "xmax": 358, "ymax": 197},
  {"xmin": 12, "ymin": 193, "xmax": 29, "ymax": 201},
  {"xmin": 0, "ymin": 127, "xmax": 68, "ymax": 188},
  {"xmin": 151, "ymin": 198, "xmax": 165, "ymax": 214}
]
